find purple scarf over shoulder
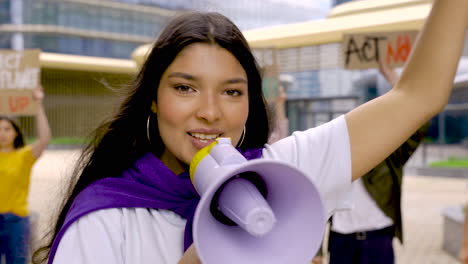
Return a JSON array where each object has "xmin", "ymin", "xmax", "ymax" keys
[{"xmin": 48, "ymin": 148, "xmax": 263, "ymax": 264}]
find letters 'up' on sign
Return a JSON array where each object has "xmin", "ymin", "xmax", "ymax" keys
[
  {"xmin": 0, "ymin": 49, "xmax": 41, "ymax": 115},
  {"xmin": 342, "ymin": 31, "xmax": 419, "ymax": 70}
]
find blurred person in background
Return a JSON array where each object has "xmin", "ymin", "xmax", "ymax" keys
[
  {"xmin": 268, "ymin": 79, "xmax": 289, "ymax": 143},
  {"xmin": 311, "ymin": 62, "xmax": 428, "ymax": 264},
  {"xmin": 323, "ymin": 62, "xmax": 428, "ymax": 264},
  {"xmin": 460, "ymin": 205, "xmax": 468, "ymax": 264},
  {"xmin": 0, "ymin": 86, "xmax": 51, "ymax": 264}
]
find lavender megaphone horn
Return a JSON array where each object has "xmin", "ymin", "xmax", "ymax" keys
[{"xmin": 190, "ymin": 137, "xmax": 325, "ymax": 264}]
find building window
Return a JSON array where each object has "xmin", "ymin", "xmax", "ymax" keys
[{"xmin": 0, "ymin": 0, "xmax": 11, "ymax": 24}]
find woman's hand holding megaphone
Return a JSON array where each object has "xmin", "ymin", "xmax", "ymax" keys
[{"xmin": 179, "ymin": 244, "xmax": 201, "ymax": 264}]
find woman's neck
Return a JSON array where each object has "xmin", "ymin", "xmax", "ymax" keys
[
  {"xmin": 160, "ymin": 150, "xmax": 187, "ymax": 175},
  {"xmin": 0, "ymin": 145, "xmax": 15, "ymax": 153}
]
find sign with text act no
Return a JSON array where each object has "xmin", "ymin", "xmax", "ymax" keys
[
  {"xmin": 0, "ymin": 49, "xmax": 41, "ymax": 115},
  {"xmin": 342, "ymin": 31, "xmax": 419, "ymax": 70}
]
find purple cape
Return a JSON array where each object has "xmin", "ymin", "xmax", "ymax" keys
[{"xmin": 48, "ymin": 148, "xmax": 263, "ymax": 263}]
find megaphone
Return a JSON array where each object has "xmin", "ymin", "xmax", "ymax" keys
[{"xmin": 190, "ymin": 138, "xmax": 325, "ymax": 264}]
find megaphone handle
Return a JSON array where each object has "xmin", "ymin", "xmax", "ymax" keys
[
  {"xmin": 217, "ymin": 177, "xmax": 276, "ymax": 237},
  {"xmin": 210, "ymin": 172, "xmax": 268, "ymax": 226}
]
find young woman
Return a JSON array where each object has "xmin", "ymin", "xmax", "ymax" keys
[
  {"xmin": 0, "ymin": 87, "xmax": 51, "ymax": 264},
  {"xmin": 34, "ymin": 1, "xmax": 468, "ymax": 263}
]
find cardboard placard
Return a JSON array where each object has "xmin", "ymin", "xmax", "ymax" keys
[
  {"xmin": 342, "ymin": 31, "xmax": 419, "ymax": 70},
  {"xmin": 0, "ymin": 89, "xmax": 37, "ymax": 115},
  {"xmin": 0, "ymin": 49, "xmax": 40, "ymax": 115}
]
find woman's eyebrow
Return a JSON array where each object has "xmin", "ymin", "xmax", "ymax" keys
[
  {"xmin": 225, "ymin": 77, "xmax": 247, "ymax": 84},
  {"xmin": 168, "ymin": 72, "xmax": 197, "ymax": 81},
  {"xmin": 168, "ymin": 72, "xmax": 247, "ymax": 84}
]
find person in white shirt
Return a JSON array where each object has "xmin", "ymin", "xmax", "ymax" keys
[
  {"xmin": 32, "ymin": 1, "xmax": 468, "ymax": 263},
  {"xmin": 460, "ymin": 205, "xmax": 468, "ymax": 264},
  {"xmin": 327, "ymin": 62, "xmax": 429, "ymax": 264}
]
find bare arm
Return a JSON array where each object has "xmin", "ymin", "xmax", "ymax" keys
[
  {"xmin": 378, "ymin": 60, "xmax": 399, "ymax": 87},
  {"xmin": 346, "ymin": 0, "xmax": 468, "ymax": 181},
  {"xmin": 30, "ymin": 86, "xmax": 51, "ymax": 159}
]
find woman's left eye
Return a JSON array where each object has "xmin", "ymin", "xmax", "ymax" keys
[{"xmin": 224, "ymin": 89, "xmax": 243, "ymax": 97}]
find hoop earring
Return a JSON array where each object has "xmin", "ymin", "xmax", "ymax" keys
[
  {"xmin": 146, "ymin": 114, "xmax": 152, "ymax": 144},
  {"xmin": 236, "ymin": 126, "xmax": 246, "ymax": 148}
]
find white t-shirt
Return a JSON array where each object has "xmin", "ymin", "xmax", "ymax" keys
[
  {"xmin": 52, "ymin": 115, "xmax": 353, "ymax": 264},
  {"xmin": 330, "ymin": 178, "xmax": 393, "ymax": 234}
]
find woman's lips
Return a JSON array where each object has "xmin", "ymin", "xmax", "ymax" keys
[
  {"xmin": 187, "ymin": 131, "xmax": 222, "ymax": 149},
  {"xmin": 189, "ymin": 135, "xmax": 216, "ymax": 149}
]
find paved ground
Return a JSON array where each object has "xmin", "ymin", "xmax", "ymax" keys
[{"xmin": 28, "ymin": 149, "xmax": 468, "ymax": 263}]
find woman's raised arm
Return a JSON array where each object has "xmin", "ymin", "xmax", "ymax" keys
[
  {"xmin": 346, "ymin": 0, "xmax": 468, "ymax": 181},
  {"xmin": 30, "ymin": 86, "xmax": 51, "ymax": 159}
]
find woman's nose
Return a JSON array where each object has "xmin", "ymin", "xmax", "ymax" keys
[{"xmin": 195, "ymin": 93, "xmax": 221, "ymax": 123}]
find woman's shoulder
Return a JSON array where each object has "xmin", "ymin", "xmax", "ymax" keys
[
  {"xmin": 14, "ymin": 145, "xmax": 33, "ymax": 155},
  {"xmin": 18, "ymin": 145, "xmax": 36, "ymax": 163},
  {"xmin": 263, "ymin": 115, "xmax": 349, "ymax": 158},
  {"xmin": 62, "ymin": 207, "xmax": 186, "ymax": 240},
  {"xmin": 53, "ymin": 208, "xmax": 185, "ymax": 264},
  {"xmin": 66, "ymin": 207, "xmax": 185, "ymax": 227}
]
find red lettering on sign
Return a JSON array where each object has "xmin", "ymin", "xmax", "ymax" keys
[
  {"xmin": 386, "ymin": 34, "xmax": 412, "ymax": 64},
  {"xmin": 8, "ymin": 96, "xmax": 30, "ymax": 112}
]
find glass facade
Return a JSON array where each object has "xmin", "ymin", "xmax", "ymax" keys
[
  {"xmin": 0, "ymin": 33, "xmax": 11, "ymax": 49},
  {"xmin": 21, "ymin": 34, "xmax": 138, "ymax": 58},
  {"xmin": 0, "ymin": 0, "xmax": 10, "ymax": 23},
  {"xmin": 271, "ymin": 42, "xmax": 366, "ymax": 99},
  {"xmin": 332, "ymin": 0, "xmax": 354, "ymax": 7},
  {"xmin": 0, "ymin": 0, "xmax": 330, "ymax": 58},
  {"xmin": 0, "ymin": 0, "xmax": 176, "ymax": 58},
  {"xmin": 22, "ymin": 0, "xmax": 166, "ymax": 36}
]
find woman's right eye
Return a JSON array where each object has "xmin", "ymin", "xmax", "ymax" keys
[{"xmin": 174, "ymin": 84, "xmax": 195, "ymax": 93}]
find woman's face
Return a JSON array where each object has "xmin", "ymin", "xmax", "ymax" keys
[
  {"xmin": 0, "ymin": 119, "xmax": 16, "ymax": 149},
  {"xmin": 155, "ymin": 43, "xmax": 249, "ymax": 170}
]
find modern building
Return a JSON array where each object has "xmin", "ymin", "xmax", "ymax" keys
[
  {"xmin": 9, "ymin": 0, "xmax": 468, "ymax": 144},
  {"xmin": 188, "ymin": 0, "xmax": 329, "ymax": 31},
  {"xmin": 0, "ymin": 0, "xmax": 180, "ymax": 58},
  {"xmin": 0, "ymin": 0, "xmax": 329, "ymax": 59},
  {"xmin": 332, "ymin": 0, "xmax": 354, "ymax": 7},
  {"xmin": 237, "ymin": 0, "xmax": 468, "ymax": 142},
  {"xmin": 0, "ymin": 0, "xmax": 331, "ymax": 143}
]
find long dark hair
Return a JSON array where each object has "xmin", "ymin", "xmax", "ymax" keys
[
  {"xmin": 33, "ymin": 11, "xmax": 271, "ymax": 263},
  {"xmin": 0, "ymin": 116, "xmax": 25, "ymax": 149}
]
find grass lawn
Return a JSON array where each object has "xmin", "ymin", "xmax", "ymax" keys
[
  {"xmin": 429, "ymin": 158, "xmax": 468, "ymax": 168},
  {"xmin": 26, "ymin": 137, "xmax": 88, "ymax": 146}
]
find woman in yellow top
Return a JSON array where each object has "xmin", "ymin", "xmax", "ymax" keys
[{"xmin": 0, "ymin": 87, "xmax": 51, "ymax": 264}]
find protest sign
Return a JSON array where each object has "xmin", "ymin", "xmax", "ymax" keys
[
  {"xmin": 0, "ymin": 49, "xmax": 40, "ymax": 115},
  {"xmin": 342, "ymin": 31, "xmax": 418, "ymax": 70}
]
